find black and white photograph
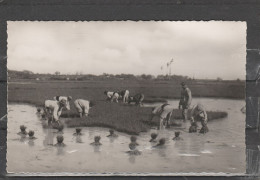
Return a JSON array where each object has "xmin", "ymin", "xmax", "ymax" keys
[{"xmin": 7, "ymin": 21, "xmax": 246, "ymax": 175}]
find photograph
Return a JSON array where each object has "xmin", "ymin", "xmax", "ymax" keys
[{"xmin": 7, "ymin": 21, "xmax": 246, "ymax": 175}]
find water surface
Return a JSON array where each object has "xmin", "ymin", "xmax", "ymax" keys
[{"xmin": 7, "ymin": 98, "xmax": 245, "ymax": 174}]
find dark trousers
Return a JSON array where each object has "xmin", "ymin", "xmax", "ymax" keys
[{"xmin": 182, "ymin": 108, "xmax": 188, "ymax": 121}]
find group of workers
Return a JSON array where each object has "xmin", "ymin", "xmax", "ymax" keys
[
  {"xmin": 43, "ymin": 90, "xmax": 145, "ymax": 125},
  {"xmin": 150, "ymin": 82, "xmax": 208, "ymax": 133},
  {"xmin": 44, "ymin": 96, "xmax": 95, "ymax": 125},
  {"xmin": 103, "ymin": 90, "xmax": 145, "ymax": 106},
  {"xmin": 43, "ymin": 82, "xmax": 208, "ymax": 133}
]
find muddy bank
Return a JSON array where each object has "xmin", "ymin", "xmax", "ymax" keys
[
  {"xmin": 10, "ymin": 99, "xmax": 228, "ymax": 135},
  {"xmin": 64, "ymin": 106, "xmax": 228, "ymax": 135}
]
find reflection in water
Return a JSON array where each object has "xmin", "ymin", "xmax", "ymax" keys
[
  {"xmin": 76, "ymin": 136, "xmax": 83, "ymax": 143},
  {"xmin": 93, "ymin": 145, "xmax": 101, "ymax": 153},
  {"xmin": 109, "ymin": 137, "xmax": 115, "ymax": 143},
  {"xmin": 175, "ymin": 136, "xmax": 205, "ymax": 155},
  {"xmin": 56, "ymin": 146, "xmax": 65, "ymax": 155},
  {"xmin": 128, "ymin": 155, "xmax": 136, "ymax": 164},
  {"xmin": 152, "ymin": 146, "xmax": 167, "ymax": 158},
  {"xmin": 17, "ymin": 132, "xmax": 27, "ymax": 136},
  {"xmin": 28, "ymin": 139, "xmax": 35, "ymax": 146},
  {"xmin": 43, "ymin": 128, "xmax": 55, "ymax": 146},
  {"xmin": 174, "ymin": 140, "xmax": 184, "ymax": 147},
  {"xmin": 36, "ymin": 112, "xmax": 42, "ymax": 118},
  {"xmin": 19, "ymin": 135, "xmax": 27, "ymax": 142},
  {"xmin": 149, "ymin": 141, "xmax": 158, "ymax": 147},
  {"xmin": 108, "ymin": 136, "xmax": 118, "ymax": 143}
]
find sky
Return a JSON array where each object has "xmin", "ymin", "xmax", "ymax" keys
[{"xmin": 7, "ymin": 21, "xmax": 246, "ymax": 80}]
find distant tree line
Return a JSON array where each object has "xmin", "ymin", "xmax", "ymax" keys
[
  {"xmin": 8, "ymin": 70, "xmax": 192, "ymax": 81},
  {"xmin": 8, "ymin": 69, "xmax": 243, "ymax": 83}
]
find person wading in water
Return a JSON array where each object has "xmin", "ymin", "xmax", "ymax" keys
[{"xmin": 179, "ymin": 82, "xmax": 192, "ymax": 122}]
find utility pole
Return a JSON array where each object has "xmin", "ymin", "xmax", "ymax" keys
[{"xmin": 167, "ymin": 58, "xmax": 174, "ymax": 79}]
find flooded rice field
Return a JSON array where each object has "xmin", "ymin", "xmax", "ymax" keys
[{"xmin": 7, "ymin": 98, "xmax": 245, "ymax": 174}]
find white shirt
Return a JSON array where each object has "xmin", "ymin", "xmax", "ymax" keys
[
  {"xmin": 191, "ymin": 103, "xmax": 207, "ymax": 120},
  {"xmin": 152, "ymin": 104, "xmax": 175, "ymax": 119},
  {"xmin": 74, "ymin": 99, "xmax": 90, "ymax": 115},
  {"xmin": 106, "ymin": 92, "xmax": 119, "ymax": 98},
  {"xmin": 53, "ymin": 96, "xmax": 70, "ymax": 110},
  {"xmin": 45, "ymin": 100, "xmax": 61, "ymax": 121}
]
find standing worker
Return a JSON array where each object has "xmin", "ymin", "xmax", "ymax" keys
[
  {"xmin": 178, "ymin": 82, "xmax": 192, "ymax": 121},
  {"xmin": 189, "ymin": 103, "xmax": 209, "ymax": 133},
  {"xmin": 150, "ymin": 103, "xmax": 175, "ymax": 130},
  {"xmin": 74, "ymin": 99, "xmax": 95, "ymax": 118}
]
